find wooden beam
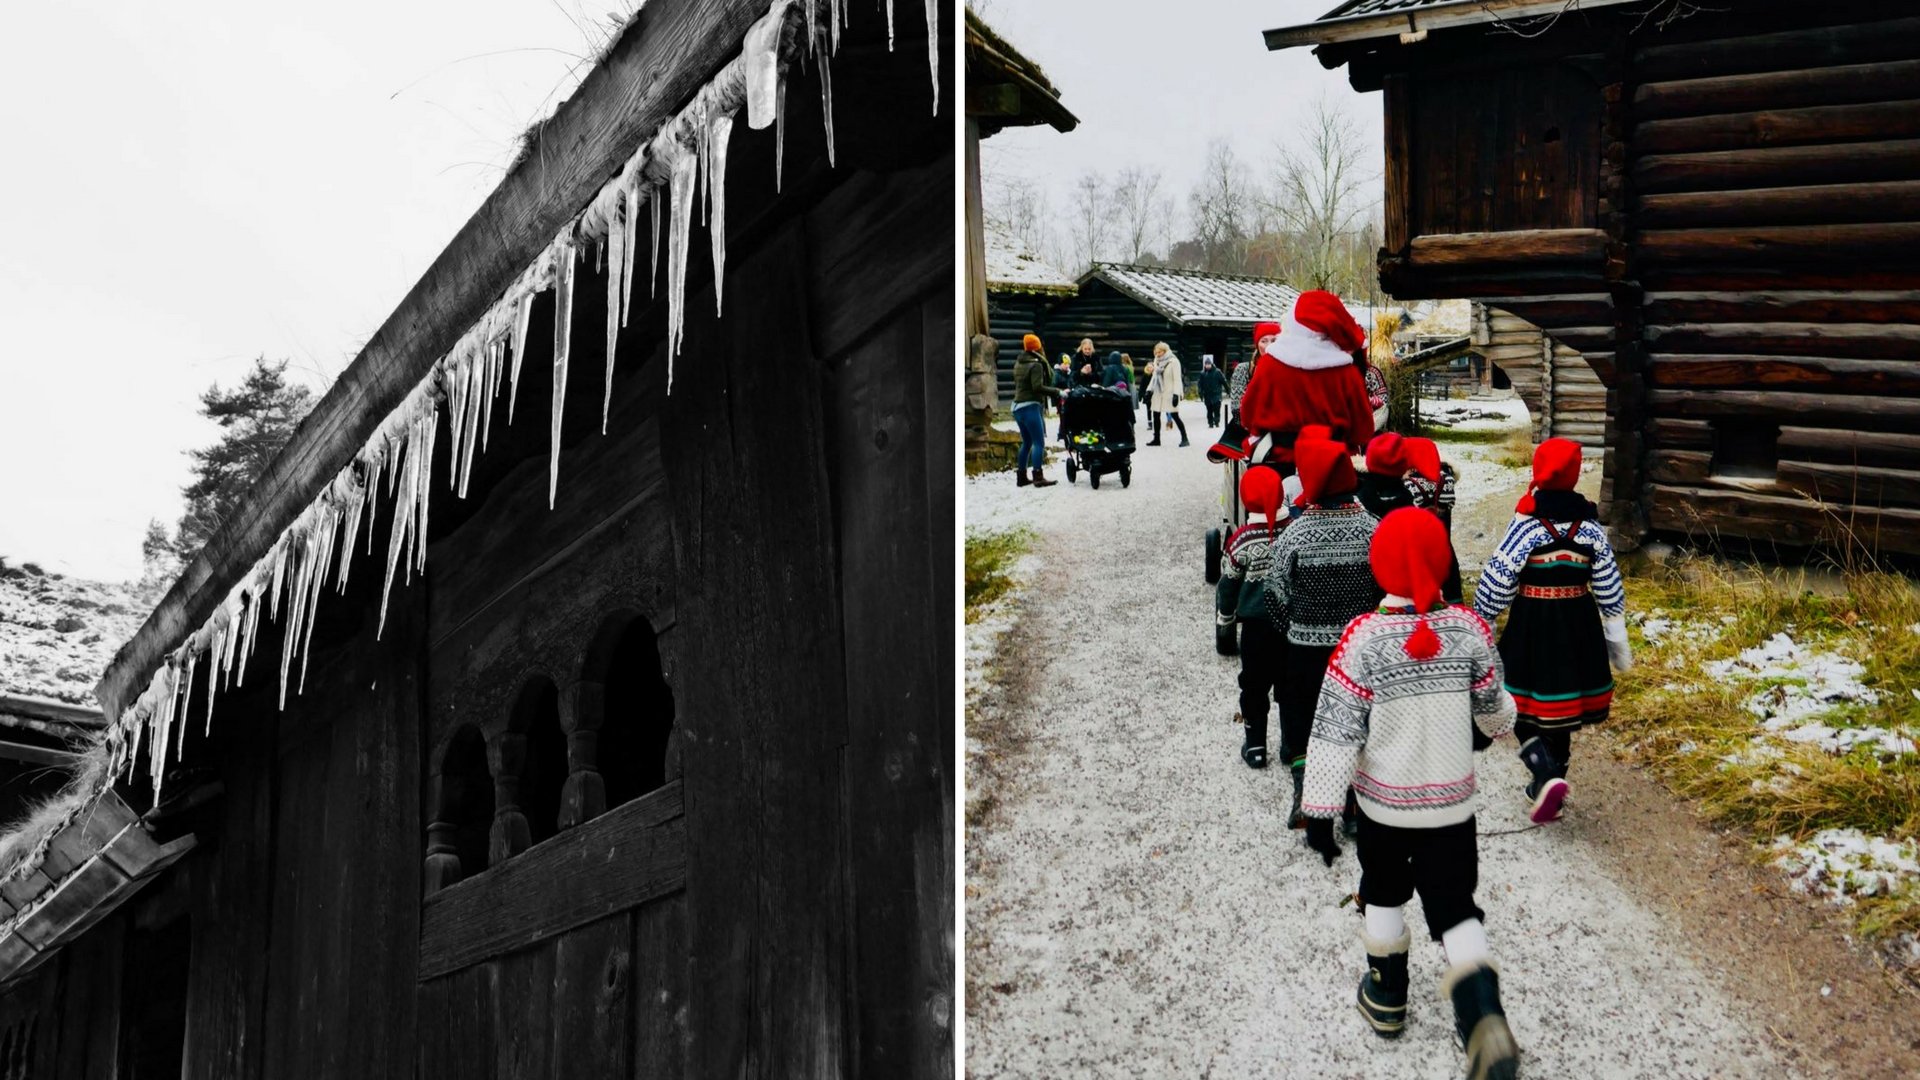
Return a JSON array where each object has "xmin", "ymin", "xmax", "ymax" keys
[
  {"xmin": 1634, "ymin": 15, "xmax": 1920, "ymax": 82},
  {"xmin": 1634, "ymin": 58, "xmax": 1920, "ymax": 121},
  {"xmin": 1649, "ymin": 354, "xmax": 1920, "ymax": 393},
  {"xmin": 98, "ymin": 0, "xmax": 780, "ymax": 721},
  {"xmin": 1636, "ymin": 99, "xmax": 1920, "ymax": 155},
  {"xmin": 1644, "ymin": 288, "xmax": 1920, "ymax": 324},
  {"xmin": 1382, "ymin": 75, "xmax": 1411, "ymax": 257},
  {"xmin": 1645, "ymin": 483, "xmax": 1920, "ymax": 553},
  {"xmin": 1780, "ymin": 426, "xmax": 1920, "ymax": 470},
  {"xmin": 1648, "ymin": 387, "xmax": 1920, "ymax": 423},
  {"xmin": 1634, "ymin": 139, "xmax": 1920, "ymax": 196},
  {"xmin": 1643, "ymin": 322, "xmax": 1920, "ymax": 360},
  {"xmin": 1780, "ymin": 460, "xmax": 1920, "ymax": 508},
  {"xmin": 1639, "ymin": 222, "xmax": 1920, "ymax": 264},
  {"xmin": 1264, "ymin": 0, "xmax": 1643, "ymax": 50},
  {"xmin": 0, "ymin": 739, "xmax": 77, "ymax": 766},
  {"xmin": 1406, "ymin": 228, "xmax": 1608, "ymax": 267}
]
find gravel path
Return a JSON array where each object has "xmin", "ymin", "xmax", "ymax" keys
[{"xmin": 965, "ymin": 404, "xmax": 1790, "ymax": 1078}]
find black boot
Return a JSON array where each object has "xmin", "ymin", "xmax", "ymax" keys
[
  {"xmin": 1174, "ymin": 414, "xmax": 1190, "ymax": 447},
  {"xmin": 1241, "ymin": 712, "xmax": 1268, "ymax": 769},
  {"xmin": 1016, "ymin": 468, "xmax": 1031, "ymax": 487},
  {"xmin": 1357, "ymin": 927, "xmax": 1411, "ymax": 1039},
  {"xmin": 1031, "ymin": 467, "xmax": 1057, "ymax": 488},
  {"xmin": 1518, "ymin": 736, "xmax": 1568, "ymax": 824},
  {"xmin": 1287, "ymin": 767, "xmax": 1305, "ymax": 829},
  {"xmin": 1444, "ymin": 962, "xmax": 1520, "ymax": 1080}
]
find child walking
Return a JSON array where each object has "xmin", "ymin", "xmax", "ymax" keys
[
  {"xmin": 1300, "ymin": 508, "xmax": 1520, "ymax": 1080},
  {"xmin": 1358, "ymin": 433, "xmax": 1462, "ymax": 602},
  {"xmin": 1217, "ymin": 467, "xmax": 1302, "ymax": 768},
  {"xmin": 1474, "ymin": 437, "xmax": 1631, "ymax": 824},
  {"xmin": 1261, "ymin": 426, "xmax": 1381, "ymax": 827}
]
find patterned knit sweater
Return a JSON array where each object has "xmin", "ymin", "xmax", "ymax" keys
[
  {"xmin": 1473, "ymin": 515, "xmax": 1626, "ymax": 622},
  {"xmin": 1302, "ymin": 604, "xmax": 1517, "ymax": 827},
  {"xmin": 1261, "ymin": 501, "xmax": 1382, "ymax": 646},
  {"xmin": 1216, "ymin": 520, "xmax": 1288, "ymax": 624}
]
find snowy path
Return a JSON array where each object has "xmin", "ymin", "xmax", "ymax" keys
[{"xmin": 965, "ymin": 407, "xmax": 1788, "ymax": 1078}]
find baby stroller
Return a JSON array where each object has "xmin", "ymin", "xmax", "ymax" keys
[{"xmin": 1060, "ymin": 386, "xmax": 1135, "ymax": 489}]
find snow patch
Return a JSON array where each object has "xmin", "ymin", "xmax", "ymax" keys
[
  {"xmin": 1700, "ymin": 633, "xmax": 1913, "ymax": 756},
  {"xmin": 1773, "ymin": 829, "xmax": 1920, "ymax": 904}
]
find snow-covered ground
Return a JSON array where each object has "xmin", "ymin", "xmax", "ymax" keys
[
  {"xmin": 965, "ymin": 402, "xmax": 1789, "ymax": 1077},
  {"xmin": 0, "ymin": 564, "xmax": 145, "ymax": 706}
]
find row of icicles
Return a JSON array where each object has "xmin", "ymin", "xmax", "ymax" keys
[{"xmin": 104, "ymin": 0, "xmax": 942, "ymax": 795}]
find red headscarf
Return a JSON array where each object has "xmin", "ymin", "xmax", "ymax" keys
[
  {"xmin": 1516, "ymin": 438, "xmax": 1583, "ymax": 514},
  {"xmin": 1240, "ymin": 466, "xmax": 1282, "ymax": 537},
  {"xmin": 1293, "ymin": 425, "xmax": 1358, "ymax": 507},
  {"xmin": 1370, "ymin": 507, "xmax": 1454, "ymax": 660}
]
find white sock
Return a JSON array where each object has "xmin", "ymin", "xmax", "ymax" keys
[
  {"xmin": 1441, "ymin": 919, "xmax": 1491, "ymax": 968},
  {"xmin": 1365, "ymin": 904, "xmax": 1406, "ymax": 943}
]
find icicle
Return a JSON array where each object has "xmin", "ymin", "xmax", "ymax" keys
[
  {"xmin": 604, "ymin": 187, "xmax": 626, "ymax": 435},
  {"xmin": 510, "ymin": 291, "xmax": 534, "ymax": 422},
  {"xmin": 549, "ymin": 235, "xmax": 576, "ymax": 508},
  {"xmin": 417, "ymin": 401, "xmax": 438, "ymax": 576},
  {"xmin": 744, "ymin": 4, "xmax": 787, "ymax": 131},
  {"xmin": 620, "ymin": 178, "xmax": 640, "ymax": 328},
  {"xmin": 819, "ymin": 36, "xmax": 836, "ymax": 167},
  {"xmin": 177, "ymin": 649, "xmax": 196, "ymax": 763},
  {"xmin": 709, "ymin": 112, "xmax": 734, "ymax": 316},
  {"xmin": 206, "ymin": 622, "xmax": 225, "ymax": 736},
  {"xmin": 649, "ymin": 193, "xmax": 662, "ymax": 298},
  {"xmin": 665, "ymin": 143, "xmax": 699, "ymax": 378},
  {"xmin": 446, "ymin": 359, "xmax": 469, "ymax": 493},
  {"xmin": 297, "ymin": 508, "xmax": 334, "ymax": 695},
  {"xmin": 338, "ymin": 471, "xmax": 366, "ymax": 591},
  {"xmin": 776, "ymin": 83, "xmax": 787, "ymax": 193},
  {"xmin": 268, "ymin": 540, "xmax": 289, "ymax": 622},
  {"xmin": 805, "ymin": 0, "xmax": 816, "ymax": 54},
  {"xmin": 831, "ymin": 0, "xmax": 842, "ymax": 53},
  {"xmin": 459, "ymin": 352, "xmax": 484, "ymax": 497},
  {"xmin": 378, "ymin": 416, "xmax": 420, "ymax": 639},
  {"xmin": 925, "ymin": 0, "xmax": 939, "ymax": 114},
  {"xmin": 888, "ymin": 0, "xmax": 895, "ymax": 50},
  {"xmin": 481, "ymin": 338, "xmax": 502, "ymax": 452}
]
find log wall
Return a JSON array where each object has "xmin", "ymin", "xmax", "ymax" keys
[
  {"xmin": 1358, "ymin": 0, "xmax": 1920, "ymax": 554},
  {"xmin": 1473, "ymin": 302, "xmax": 1611, "ymax": 448}
]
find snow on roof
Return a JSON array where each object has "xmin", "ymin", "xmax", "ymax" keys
[
  {"xmin": 1086, "ymin": 264, "xmax": 1301, "ymax": 327},
  {"xmin": 984, "ymin": 220, "xmax": 1076, "ymax": 295}
]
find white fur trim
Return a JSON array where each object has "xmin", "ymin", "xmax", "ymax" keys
[{"xmin": 1276, "ymin": 308, "xmax": 1359, "ymax": 371}]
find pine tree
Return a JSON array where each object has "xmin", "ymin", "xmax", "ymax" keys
[{"xmin": 174, "ymin": 358, "xmax": 315, "ymax": 558}]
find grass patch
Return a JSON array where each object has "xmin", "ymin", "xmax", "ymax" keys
[
  {"xmin": 1429, "ymin": 423, "xmax": 1534, "ymax": 468},
  {"xmin": 1608, "ymin": 554, "xmax": 1920, "ymax": 943},
  {"xmin": 966, "ymin": 527, "xmax": 1033, "ymax": 623}
]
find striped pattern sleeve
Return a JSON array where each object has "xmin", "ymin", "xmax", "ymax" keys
[
  {"xmin": 1473, "ymin": 516, "xmax": 1539, "ymax": 622},
  {"xmin": 1465, "ymin": 611, "xmax": 1516, "ymax": 742},
  {"xmin": 1263, "ymin": 539, "xmax": 1299, "ymax": 635},
  {"xmin": 1302, "ymin": 625, "xmax": 1371, "ymax": 818},
  {"xmin": 1581, "ymin": 520, "xmax": 1627, "ymax": 617},
  {"xmin": 1216, "ymin": 534, "xmax": 1246, "ymax": 623}
]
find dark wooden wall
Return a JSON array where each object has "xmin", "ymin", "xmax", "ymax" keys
[
  {"xmin": 0, "ymin": 3, "xmax": 953, "ymax": 1077},
  {"xmin": 1350, "ymin": 0, "xmax": 1920, "ymax": 554},
  {"xmin": 988, "ymin": 279, "xmax": 1259, "ymax": 401}
]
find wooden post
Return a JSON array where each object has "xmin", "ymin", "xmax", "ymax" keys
[
  {"xmin": 488, "ymin": 732, "xmax": 531, "ymax": 864},
  {"xmin": 557, "ymin": 682, "xmax": 606, "ymax": 830},
  {"xmin": 423, "ymin": 774, "xmax": 463, "ymax": 896},
  {"xmin": 1603, "ymin": 40, "xmax": 1648, "ymax": 546}
]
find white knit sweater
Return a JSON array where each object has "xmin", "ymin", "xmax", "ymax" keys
[{"xmin": 1301, "ymin": 601, "xmax": 1516, "ymax": 828}]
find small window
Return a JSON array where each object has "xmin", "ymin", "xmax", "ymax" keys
[
  {"xmin": 1711, "ymin": 419, "xmax": 1780, "ymax": 480},
  {"xmin": 511, "ymin": 679, "xmax": 568, "ymax": 845},
  {"xmin": 596, "ymin": 618, "xmax": 677, "ymax": 808},
  {"xmin": 437, "ymin": 725, "xmax": 494, "ymax": 880}
]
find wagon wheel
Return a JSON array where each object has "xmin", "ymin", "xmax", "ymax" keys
[
  {"xmin": 1066, "ymin": 457, "xmax": 1078, "ymax": 484},
  {"xmin": 1204, "ymin": 527, "xmax": 1222, "ymax": 584},
  {"xmin": 1090, "ymin": 469, "xmax": 1101, "ymax": 490},
  {"xmin": 1120, "ymin": 464, "xmax": 1132, "ymax": 488}
]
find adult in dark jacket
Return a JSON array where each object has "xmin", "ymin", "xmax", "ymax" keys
[
  {"xmin": 1101, "ymin": 350, "xmax": 1129, "ymax": 391},
  {"xmin": 1012, "ymin": 334, "xmax": 1063, "ymax": 487},
  {"xmin": 1198, "ymin": 357, "xmax": 1227, "ymax": 428}
]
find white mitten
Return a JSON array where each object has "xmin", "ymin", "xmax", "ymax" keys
[{"xmin": 1603, "ymin": 615, "xmax": 1633, "ymax": 672}]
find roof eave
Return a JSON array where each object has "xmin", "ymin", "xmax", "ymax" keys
[{"xmin": 1263, "ymin": 0, "xmax": 1645, "ymax": 51}]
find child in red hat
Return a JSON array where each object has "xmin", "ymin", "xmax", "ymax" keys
[
  {"xmin": 1474, "ymin": 437, "xmax": 1631, "ymax": 824},
  {"xmin": 1218, "ymin": 466, "xmax": 1304, "ymax": 769},
  {"xmin": 1359, "ymin": 433, "xmax": 1462, "ymax": 602},
  {"xmin": 1238, "ymin": 291, "xmax": 1376, "ymax": 464},
  {"xmin": 1260, "ymin": 426, "xmax": 1381, "ymax": 827},
  {"xmin": 1300, "ymin": 507, "xmax": 1519, "ymax": 1074}
]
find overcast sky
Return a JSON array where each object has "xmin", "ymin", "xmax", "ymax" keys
[
  {"xmin": 974, "ymin": 0, "xmax": 1384, "ymax": 252},
  {"xmin": 0, "ymin": 1, "xmax": 633, "ymax": 581}
]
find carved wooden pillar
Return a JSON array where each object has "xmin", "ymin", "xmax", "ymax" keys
[
  {"xmin": 488, "ymin": 732, "xmax": 531, "ymax": 864},
  {"xmin": 558, "ymin": 681, "xmax": 607, "ymax": 829},
  {"xmin": 423, "ymin": 773, "xmax": 463, "ymax": 896}
]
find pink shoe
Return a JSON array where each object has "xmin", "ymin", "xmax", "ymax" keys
[{"xmin": 1529, "ymin": 777, "xmax": 1569, "ymax": 824}]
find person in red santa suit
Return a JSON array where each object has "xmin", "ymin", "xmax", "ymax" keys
[{"xmin": 1238, "ymin": 290, "xmax": 1376, "ymax": 467}]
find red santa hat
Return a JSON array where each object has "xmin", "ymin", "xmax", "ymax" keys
[
  {"xmin": 1276, "ymin": 290, "xmax": 1368, "ymax": 372},
  {"xmin": 1401, "ymin": 437, "xmax": 1443, "ymax": 486},
  {"xmin": 1240, "ymin": 466, "xmax": 1282, "ymax": 536},
  {"xmin": 1252, "ymin": 320, "xmax": 1281, "ymax": 346},
  {"xmin": 1293, "ymin": 425, "xmax": 1358, "ymax": 507},
  {"xmin": 1516, "ymin": 437, "xmax": 1584, "ymax": 514},
  {"xmin": 1370, "ymin": 507, "xmax": 1454, "ymax": 659}
]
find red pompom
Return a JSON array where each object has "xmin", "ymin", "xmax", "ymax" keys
[{"xmin": 1403, "ymin": 617, "xmax": 1442, "ymax": 661}]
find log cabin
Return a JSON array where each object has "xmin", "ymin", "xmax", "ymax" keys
[
  {"xmin": 1267, "ymin": 0, "xmax": 1920, "ymax": 555},
  {"xmin": 0, "ymin": 1, "xmax": 952, "ymax": 1077},
  {"xmin": 983, "ymin": 221, "xmax": 1077, "ymax": 402}
]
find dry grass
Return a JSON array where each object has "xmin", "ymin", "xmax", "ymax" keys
[
  {"xmin": 1609, "ymin": 554, "xmax": 1920, "ymax": 940},
  {"xmin": 0, "ymin": 738, "xmax": 108, "ymax": 885},
  {"xmin": 1428, "ymin": 421, "xmax": 1535, "ymax": 468},
  {"xmin": 966, "ymin": 527, "xmax": 1033, "ymax": 624}
]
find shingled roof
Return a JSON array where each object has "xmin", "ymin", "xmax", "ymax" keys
[
  {"xmin": 1265, "ymin": 0, "xmax": 1645, "ymax": 50},
  {"xmin": 1084, "ymin": 264, "xmax": 1301, "ymax": 328}
]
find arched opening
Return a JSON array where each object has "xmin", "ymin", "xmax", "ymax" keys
[
  {"xmin": 440, "ymin": 724, "xmax": 494, "ymax": 878},
  {"xmin": 511, "ymin": 678, "xmax": 568, "ymax": 846},
  {"xmin": 595, "ymin": 617, "xmax": 676, "ymax": 808}
]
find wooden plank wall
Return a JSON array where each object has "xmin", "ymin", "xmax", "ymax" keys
[
  {"xmin": 1475, "ymin": 303, "xmax": 1610, "ymax": 448},
  {"xmin": 992, "ymin": 279, "xmax": 1262, "ymax": 395}
]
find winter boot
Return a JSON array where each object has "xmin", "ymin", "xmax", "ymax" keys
[
  {"xmin": 1287, "ymin": 767, "xmax": 1306, "ymax": 829},
  {"xmin": 1016, "ymin": 468, "xmax": 1031, "ymax": 487},
  {"xmin": 1444, "ymin": 962, "xmax": 1520, "ymax": 1080},
  {"xmin": 1518, "ymin": 736, "xmax": 1569, "ymax": 824},
  {"xmin": 1031, "ymin": 467, "xmax": 1057, "ymax": 489},
  {"xmin": 1341, "ymin": 787, "xmax": 1361, "ymax": 839},
  {"xmin": 1241, "ymin": 712, "xmax": 1268, "ymax": 769},
  {"xmin": 1357, "ymin": 927, "xmax": 1411, "ymax": 1039}
]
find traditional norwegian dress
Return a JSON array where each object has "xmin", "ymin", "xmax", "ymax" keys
[{"xmin": 1473, "ymin": 493, "xmax": 1625, "ymax": 730}]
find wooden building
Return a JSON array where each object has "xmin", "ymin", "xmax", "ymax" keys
[
  {"xmin": 983, "ymin": 220, "xmax": 1077, "ymax": 402},
  {"xmin": 1268, "ymin": 0, "xmax": 1920, "ymax": 554},
  {"xmin": 0, "ymin": 1, "xmax": 952, "ymax": 1077},
  {"xmin": 1472, "ymin": 302, "xmax": 1609, "ymax": 448},
  {"xmin": 993, "ymin": 263, "xmax": 1302, "ymax": 390}
]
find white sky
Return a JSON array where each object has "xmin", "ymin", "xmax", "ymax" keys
[
  {"xmin": 973, "ymin": 0, "xmax": 1385, "ymax": 248},
  {"xmin": 0, "ymin": 1, "xmax": 635, "ymax": 582}
]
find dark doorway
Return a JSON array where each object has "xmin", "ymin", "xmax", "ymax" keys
[{"xmin": 119, "ymin": 915, "xmax": 190, "ymax": 1080}]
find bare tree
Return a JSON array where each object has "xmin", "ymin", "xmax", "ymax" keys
[
  {"xmin": 1186, "ymin": 139, "xmax": 1252, "ymax": 274},
  {"xmin": 983, "ymin": 171, "xmax": 1055, "ymax": 267},
  {"xmin": 1264, "ymin": 97, "xmax": 1377, "ymax": 292},
  {"xmin": 1064, "ymin": 171, "xmax": 1117, "ymax": 274},
  {"xmin": 1111, "ymin": 166, "xmax": 1172, "ymax": 263}
]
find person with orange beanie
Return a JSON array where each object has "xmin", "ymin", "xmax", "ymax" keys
[
  {"xmin": 1474, "ymin": 438, "xmax": 1629, "ymax": 824},
  {"xmin": 1217, "ymin": 466, "xmax": 1303, "ymax": 769},
  {"xmin": 1237, "ymin": 291, "xmax": 1376, "ymax": 464},
  {"xmin": 1299, "ymin": 508, "xmax": 1519, "ymax": 1074},
  {"xmin": 1359, "ymin": 433, "xmax": 1462, "ymax": 602},
  {"xmin": 1010, "ymin": 333, "xmax": 1062, "ymax": 488},
  {"xmin": 1259, "ymin": 426, "xmax": 1381, "ymax": 826}
]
